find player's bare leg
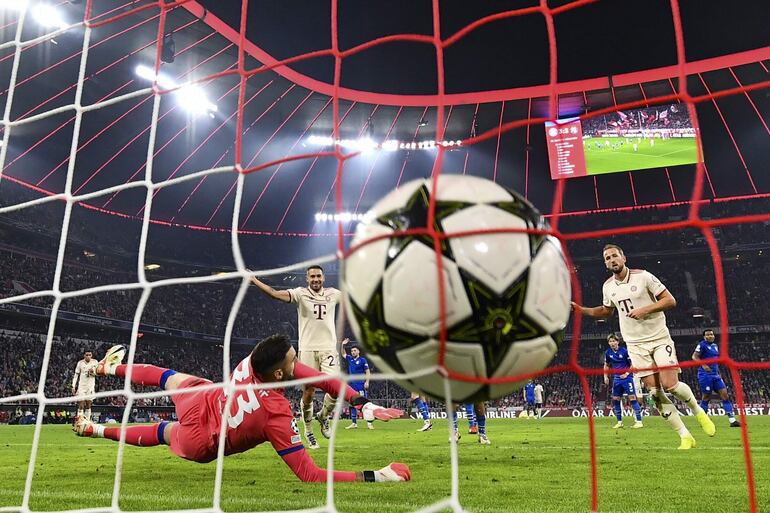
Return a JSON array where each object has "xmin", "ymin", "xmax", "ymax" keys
[
  {"xmin": 643, "ymin": 373, "xmax": 696, "ymax": 449},
  {"xmin": 316, "ymin": 393, "xmax": 335, "ymax": 439},
  {"xmin": 659, "ymin": 368, "xmax": 715, "ymax": 437},
  {"xmin": 301, "ymin": 385, "xmax": 320, "ymax": 449}
]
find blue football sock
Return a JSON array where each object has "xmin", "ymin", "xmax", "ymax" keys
[
  {"xmin": 722, "ymin": 399, "xmax": 735, "ymax": 419},
  {"xmin": 465, "ymin": 403, "xmax": 477, "ymax": 427},
  {"xmin": 612, "ymin": 400, "xmax": 622, "ymax": 421},
  {"xmin": 349, "ymin": 406, "xmax": 357, "ymax": 424},
  {"xmin": 630, "ymin": 400, "xmax": 642, "ymax": 422},
  {"xmin": 700, "ymin": 399, "xmax": 710, "ymax": 413},
  {"xmin": 413, "ymin": 398, "xmax": 430, "ymax": 421},
  {"xmin": 477, "ymin": 414, "xmax": 486, "ymax": 436},
  {"xmin": 451, "ymin": 410, "xmax": 458, "ymax": 433}
]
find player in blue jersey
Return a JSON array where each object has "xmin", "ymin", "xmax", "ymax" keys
[
  {"xmin": 523, "ymin": 380, "xmax": 536, "ymax": 419},
  {"xmin": 604, "ymin": 334, "xmax": 644, "ymax": 429},
  {"xmin": 692, "ymin": 329, "xmax": 740, "ymax": 428},
  {"xmin": 341, "ymin": 339, "xmax": 373, "ymax": 430}
]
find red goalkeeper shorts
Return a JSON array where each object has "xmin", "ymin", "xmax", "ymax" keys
[{"xmin": 169, "ymin": 376, "xmax": 217, "ymax": 463}]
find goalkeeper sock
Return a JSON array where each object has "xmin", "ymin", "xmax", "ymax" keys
[
  {"xmin": 477, "ymin": 414, "xmax": 486, "ymax": 436},
  {"xmin": 114, "ymin": 364, "xmax": 177, "ymax": 389},
  {"xmin": 630, "ymin": 400, "xmax": 642, "ymax": 422},
  {"xmin": 700, "ymin": 399, "xmax": 710, "ymax": 412},
  {"xmin": 77, "ymin": 408, "xmax": 84, "ymax": 418},
  {"xmin": 319, "ymin": 393, "xmax": 335, "ymax": 419},
  {"xmin": 667, "ymin": 382, "xmax": 702, "ymax": 414},
  {"xmin": 104, "ymin": 423, "xmax": 166, "ymax": 447},
  {"xmin": 651, "ymin": 388, "xmax": 690, "ymax": 437},
  {"xmin": 465, "ymin": 404, "xmax": 477, "ymax": 427},
  {"xmin": 301, "ymin": 397, "xmax": 314, "ymax": 434},
  {"xmin": 84, "ymin": 408, "xmax": 92, "ymax": 420},
  {"xmin": 612, "ymin": 399, "xmax": 622, "ymax": 421},
  {"xmin": 722, "ymin": 399, "xmax": 735, "ymax": 420}
]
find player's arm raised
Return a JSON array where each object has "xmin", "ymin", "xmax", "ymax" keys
[
  {"xmin": 571, "ymin": 302, "xmax": 614, "ymax": 318},
  {"xmin": 249, "ymin": 274, "xmax": 291, "ymax": 303},
  {"xmin": 340, "ymin": 338, "xmax": 349, "ymax": 358}
]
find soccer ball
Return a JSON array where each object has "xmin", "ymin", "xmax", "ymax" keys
[{"xmin": 343, "ymin": 175, "xmax": 571, "ymax": 402}]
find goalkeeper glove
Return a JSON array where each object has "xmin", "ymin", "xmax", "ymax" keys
[{"xmin": 363, "ymin": 462, "xmax": 411, "ymax": 482}]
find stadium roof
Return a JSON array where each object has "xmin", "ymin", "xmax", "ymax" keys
[{"xmin": 0, "ymin": 0, "xmax": 768, "ymax": 236}]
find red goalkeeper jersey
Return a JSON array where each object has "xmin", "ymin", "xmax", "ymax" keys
[{"xmin": 170, "ymin": 357, "xmax": 359, "ymax": 482}]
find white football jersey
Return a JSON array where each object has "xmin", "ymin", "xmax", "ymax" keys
[
  {"xmin": 288, "ymin": 287, "xmax": 341, "ymax": 351},
  {"xmin": 72, "ymin": 359, "xmax": 98, "ymax": 393},
  {"xmin": 602, "ymin": 269, "xmax": 671, "ymax": 343},
  {"xmin": 534, "ymin": 384, "xmax": 544, "ymax": 403}
]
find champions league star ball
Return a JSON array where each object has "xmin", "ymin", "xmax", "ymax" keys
[{"xmin": 343, "ymin": 175, "xmax": 571, "ymax": 402}]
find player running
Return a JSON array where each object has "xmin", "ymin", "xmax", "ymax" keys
[
  {"xmin": 341, "ymin": 338, "xmax": 373, "ymax": 430},
  {"xmin": 571, "ymin": 244, "xmax": 715, "ymax": 449},
  {"xmin": 692, "ymin": 329, "xmax": 741, "ymax": 428},
  {"xmin": 71, "ymin": 350, "xmax": 98, "ymax": 422},
  {"xmin": 604, "ymin": 334, "xmax": 644, "ymax": 429},
  {"xmin": 250, "ymin": 265, "xmax": 340, "ymax": 449},
  {"xmin": 73, "ymin": 336, "xmax": 409, "ymax": 483}
]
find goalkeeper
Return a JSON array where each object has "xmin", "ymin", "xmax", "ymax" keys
[{"xmin": 73, "ymin": 334, "xmax": 410, "ymax": 483}]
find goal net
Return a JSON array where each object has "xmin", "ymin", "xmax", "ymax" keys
[{"xmin": 0, "ymin": 1, "xmax": 768, "ymax": 513}]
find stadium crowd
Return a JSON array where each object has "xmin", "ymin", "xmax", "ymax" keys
[{"xmin": 1, "ymin": 196, "xmax": 769, "ymax": 420}]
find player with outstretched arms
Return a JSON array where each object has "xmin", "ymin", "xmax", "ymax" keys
[
  {"xmin": 340, "ymin": 338, "xmax": 373, "ymax": 430},
  {"xmin": 603, "ymin": 333, "xmax": 644, "ymax": 429},
  {"xmin": 249, "ymin": 265, "xmax": 340, "ymax": 449},
  {"xmin": 73, "ymin": 335, "xmax": 409, "ymax": 483},
  {"xmin": 572, "ymin": 244, "xmax": 715, "ymax": 449},
  {"xmin": 692, "ymin": 329, "xmax": 741, "ymax": 428},
  {"xmin": 72, "ymin": 350, "xmax": 98, "ymax": 422}
]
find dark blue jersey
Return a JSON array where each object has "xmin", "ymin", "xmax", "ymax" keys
[
  {"xmin": 524, "ymin": 382, "xmax": 535, "ymax": 402},
  {"xmin": 604, "ymin": 347, "xmax": 633, "ymax": 381},
  {"xmin": 694, "ymin": 340, "xmax": 720, "ymax": 376},
  {"xmin": 345, "ymin": 355, "xmax": 369, "ymax": 376}
]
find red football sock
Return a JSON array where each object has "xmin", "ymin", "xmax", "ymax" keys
[
  {"xmin": 114, "ymin": 364, "xmax": 170, "ymax": 387},
  {"xmin": 104, "ymin": 424, "xmax": 163, "ymax": 447}
]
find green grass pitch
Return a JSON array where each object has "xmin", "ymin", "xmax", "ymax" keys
[
  {"xmin": 1, "ymin": 417, "xmax": 768, "ymax": 513},
  {"xmin": 583, "ymin": 138, "xmax": 699, "ymax": 175}
]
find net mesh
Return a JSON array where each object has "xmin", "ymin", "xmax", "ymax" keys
[{"xmin": 0, "ymin": 1, "xmax": 768, "ymax": 513}]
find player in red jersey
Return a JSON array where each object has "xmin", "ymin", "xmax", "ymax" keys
[{"xmin": 73, "ymin": 335, "xmax": 410, "ymax": 483}]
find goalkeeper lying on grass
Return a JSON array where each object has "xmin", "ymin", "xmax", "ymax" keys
[{"xmin": 74, "ymin": 334, "xmax": 409, "ymax": 483}]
